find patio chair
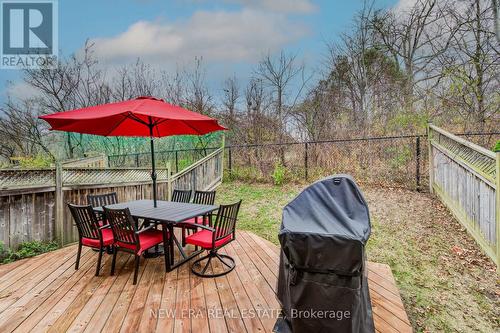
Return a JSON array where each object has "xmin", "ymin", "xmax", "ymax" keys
[
  {"xmin": 87, "ymin": 192, "xmax": 118, "ymax": 225},
  {"xmin": 193, "ymin": 190, "xmax": 217, "ymax": 206},
  {"xmin": 104, "ymin": 206, "xmax": 169, "ymax": 285},
  {"xmin": 68, "ymin": 203, "xmax": 114, "ymax": 276},
  {"xmin": 87, "ymin": 192, "xmax": 118, "ymax": 207},
  {"xmin": 181, "ymin": 190, "xmax": 216, "ymax": 246},
  {"xmin": 185, "ymin": 200, "xmax": 242, "ymax": 277},
  {"xmin": 171, "ymin": 189, "xmax": 192, "ymax": 203}
]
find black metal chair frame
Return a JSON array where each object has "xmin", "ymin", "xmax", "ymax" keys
[
  {"xmin": 193, "ymin": 190, "xmax": 216, "ymax": 206},
  {"xmin": 104, "ymin": 206, "xmax": 169, "ymax": 285},
  {"xmin": 171, "ymin": 189, "xmax": 192, "ymax": 203},
  {"xmin": 87, "ymin": 192, "xmax": 118, "ymax": 224},
  {"xmin": 68, "ymin": 203, "xmax": 112, "ymax": 276},
  {"xmin": 189, "ymin": 200, "xmax": 241, "ymax": 278},
  {"xmin": 181, "ymin": 190, "xmax": 216, "ymax": 246}
]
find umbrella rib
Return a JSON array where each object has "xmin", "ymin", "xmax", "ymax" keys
[
  {"xmin": 152, "ymin": 118, "xmax": 169, "ymax": 137},
  {"xmin": 104, "ymin": 113, "xmax": 131, "ymax": 136},
  {"xmin": 155, "ymin": 122, "xmax": 161, "ymax": 137},
  {"xmin": 127, "ymin": 112, "xmax": 150, "ymax": 127},
  {"xmin": 103, "ymin": 112, "xmax": 156, "ymax": 137},
  {"xmin": 181, "ymin": 120, "xmax": 204, "ymax": 136},
  {"xmin": 154, "ymin": 118, "xmax": 203, "ymax": 136}
]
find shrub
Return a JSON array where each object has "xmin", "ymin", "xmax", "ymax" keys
[
  {"xmin": 494, "ymin": 140, "xmax": 500, "ymax": 152},
  {"xmin": 224, "ymin": 166, "xmax": 265, "ymax": 183},
  {"xmin": 0, "ymin": 240, "xmax": 59, "ymax": 264},
  {"xmin": 13, "ymin": 154, "xmax": 53, "ymax": 168},
  {"xmin": 0, "ymin": 242, "xmax": 9, "ymax": 263},
  {"xmin": 387, "ymin": 146, "xmax": 412, "ymax": 169},
  {"xmin": 272, "ymin": 162, "xmax": 286, "ymax": 185}
]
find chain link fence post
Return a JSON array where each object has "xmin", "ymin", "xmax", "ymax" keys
[
  {"xmin": 228, "ymin": 146, "xmax": 232, "ymax": 176},
  {"xmin": 304, "ymin": 142, "xmax": 308, "ymax": 181},
  {"xmin": 416, "ymin": 136, "xmax": 421, "ymax": 192}
]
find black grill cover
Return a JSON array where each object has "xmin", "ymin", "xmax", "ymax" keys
[{"xmin": 275, "ymin": 175, "xmax": 375, "ymax": 333}]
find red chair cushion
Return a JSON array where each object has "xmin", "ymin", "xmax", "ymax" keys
[
  {"xmin": 185, "ymin": 229, "xmax": 232, "ymax": 249},
  {"xmin": 81, "ymin": 228, "xmax": 114, "ymax": 248},
  {"xmin": 116, "ymin": 229, "xmax": 166, "ymax": 255}
]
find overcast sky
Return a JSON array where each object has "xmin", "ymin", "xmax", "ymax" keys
[{"xmin": 0, "ymin": 0, "xmax": 400, "ymax": 105}]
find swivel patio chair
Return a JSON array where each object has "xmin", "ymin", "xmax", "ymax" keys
[
  {"xmin": 181, "ymin": 190, "xmax": 216, "ymax": 246},
  {"xmin": 185, "ymin": 200, "xmax": 242, "ymax": 277},
  {"xmin": 68, "ymin": 203, "xmax": 115, "ymax": 276},
  {"xmin": 104, "ymin": 206, "xmax": 169, "ymax": 285}
]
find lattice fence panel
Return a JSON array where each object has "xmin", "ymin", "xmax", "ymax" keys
[
  {"xmin": 433, "ymin": 128, "xmax": 496, "ymax": 182},
  {"xmin": 63, "ymin": 168, "xmax": 170, "ymax": 186},
  {"xmin": 0, "ymin": 169, "xmax": 56, "ymax": 189}
]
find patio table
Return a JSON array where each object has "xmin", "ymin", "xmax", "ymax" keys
[{"xmin": 93, "ymin": 199, "xmax": 218, "ymax": 271}]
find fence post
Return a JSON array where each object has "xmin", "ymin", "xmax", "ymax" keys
[
  {"xmin": 496, "ymin": 151, "xmax": 500, "ymax": 271},
  {"xmin": 221, "ymin": 133, "xmax": 225, "ymax": 182},
  {"xmin": 415, "ymin": 136, "xmax": 421, "ymax": 192},
  {"xmin": 167, "ymin": 162, "xmax": 172, "ymax": 201},
  {"xmin": 102, "ymin": 153, "xmax": 108, "ymax": 168},
  {"xmin": 427, "ymin": 124, "xmax": 434, "ymax": 194},
  {"xmin": 175, "ymin": 151, "xmax": 179, "ymax": 173},
  {"xmin": 304, "ymin": 142, "xmax": 309, "ymax": 181},
  {"xmin": 55, "ymin": 163, "xmax": 64, "ymax": 246},
  {"xmin": 228, "ymin": 147, "xmax": 232, "ymax": 175}
]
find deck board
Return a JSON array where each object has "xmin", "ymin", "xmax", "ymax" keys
[{"xmin": 0, "ymin": 231, "xmax": 412, "ymax": 332}]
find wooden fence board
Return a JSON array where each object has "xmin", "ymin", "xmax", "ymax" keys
[
  {"xmin": 0, "ymin": 197, "xmax": 10, "ymax": 248},
  {"xmin": 428, "ymin": 124, "xmax": 498, "ymax": 269},
  {"xmin": 0, "ymin": 148, "xmax": 223, "ymax": 248}
]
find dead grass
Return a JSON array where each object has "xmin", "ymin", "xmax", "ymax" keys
[{"xmin": 217, "ymin": 181, "xmax": 499, "ymax": 333}]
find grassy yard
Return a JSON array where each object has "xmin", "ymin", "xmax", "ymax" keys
[{"xmin": 217, "ymin": 181, "xmax": 499, "ymax": 333}]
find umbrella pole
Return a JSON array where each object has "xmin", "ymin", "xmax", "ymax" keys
[{"xmin": 149, "ymin": 120, "xmax": 158, "ymax": 208}]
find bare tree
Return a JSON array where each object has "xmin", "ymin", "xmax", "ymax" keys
[
  {"xmin": 256, "ymin": 51, "xmax": 306, "ymax": 137},
  {"xmin": 221, "ymin": 76, "xmax": 240, "ymax": 141},
  {"xmin": 293, "ymin": 82, "xmax": 336, "ymax": 141},
  {"xmin": 185, "ymin": 57, "xmax": 214, "ymax": 116},
  {"xmin": 319, "ymin": 1, "xmax": 408, "ymax": 134},
  {"xmin": 255, "ymin": 51, "xmax": 309, "ymax": 163},
  {"xmin": 243, "ymin": 78, "xmax": 274, "ymax": 144},
  {"xmin": 22, "ymin": 41, "xmax": 107, "ymax": 157},
  {"xmin": 326, "ymin": 2, "xmax": 376, "ymax": 129},
  {"xmin": 493, "ymin": 0, "xmax": 500, "ymax": 43},
  {"xmin": 371, "ymin": 0, "xmax": 453, "ymax": 112},
  {"xmin": 440, "ymin": 0, "xmax": 500, "ymax": 131},
  {"xmin": 112, "ymin": 60, "xmax": 161, "ymax": 101},
  {"xmin": 0, "ymin": 98, "xmax": 55, "ymax": 160},
  {"xmin": 161, "ymin": 67, "xmax": 187, "ymax": 107}
]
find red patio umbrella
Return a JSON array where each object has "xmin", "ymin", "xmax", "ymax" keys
[{"xmin": 40, "ymin": 96, "xmax": 226, "ymax": 207}]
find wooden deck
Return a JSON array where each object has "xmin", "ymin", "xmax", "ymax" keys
[{"xmin": 0, "ymin": 231, "xmax": 412, "ymax": 332}]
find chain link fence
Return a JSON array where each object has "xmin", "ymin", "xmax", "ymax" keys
[
  {"xmin": 225, "ymin": 132, "xmax": 499, "ymax": 190},
  {"xmin": 104, "ymin": 131, "xmax": 498, "ymax": 191},
  {"xmin": 108, "ymin": 147, "xmax": 219, "ymax": 173}
]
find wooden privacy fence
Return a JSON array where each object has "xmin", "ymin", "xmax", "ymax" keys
[
  {"xmin": 428, "ymin": 124, "xmax": 499, "ymax": 268},
  {"xmin": 0, "ymin": 148, "xmax": 223, "ymax": 249}
]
